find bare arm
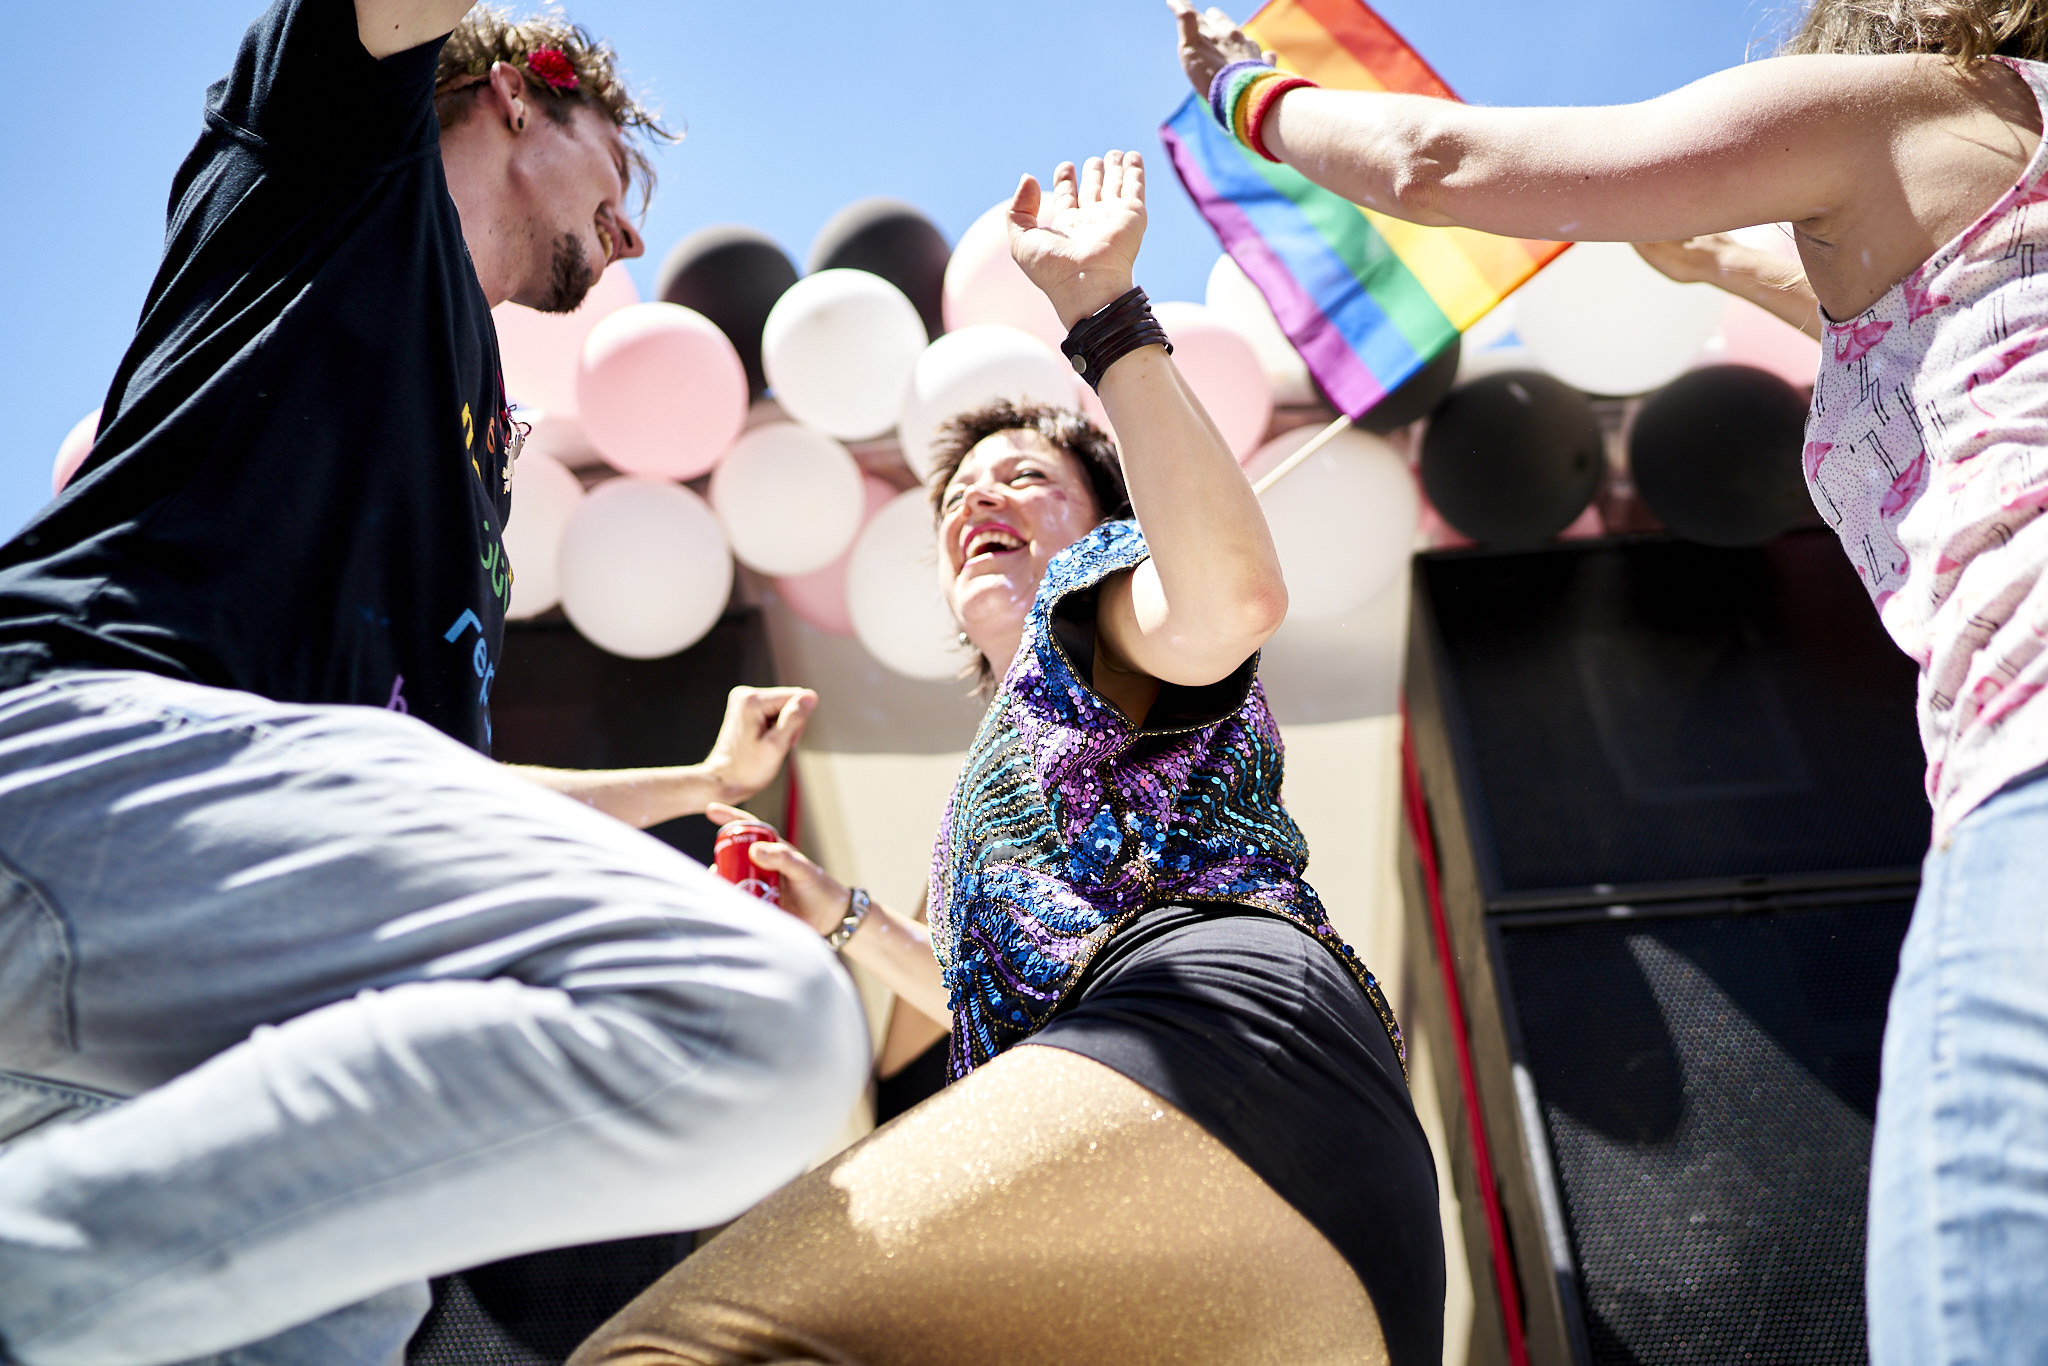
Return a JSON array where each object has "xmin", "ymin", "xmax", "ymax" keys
[
  {"xmin": 1008, "ymin": 153, "xmax": 1286, "ymax": 690},
  {"xmin": 1171, "ymin": 3, "xmax": 2040, "ymax": 321},
  {"xmin": 877, "ymin": 887, "xmax": 950, "ymax": 1077},
  {"xmin": 355, "ymin": 0, "xmax": 474, "ymax": 59},
  {"xmin": 1634, "ymin": 236, "xmax": 1824, "ymax": 340},
  {"xmin": 707, "ymin": 804, "xmax": 952, "ymax": 1027},
  {"xmin": 1253, "ymin": 62, "xmax": 1897, "ymax": 243},
  {"xmin": 507, "ymin": 687, "xmax": 816, "ymax": 829}
]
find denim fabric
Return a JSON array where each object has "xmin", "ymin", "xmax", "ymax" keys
[
  {"xmin": 0, "ymin": 671, "xmax": 869, "ymax": 1366},
  {"xmin": 1868, "ymin": 767, "xmax": 2048, "ymax": 1365}
]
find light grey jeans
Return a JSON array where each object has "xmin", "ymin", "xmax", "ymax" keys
[{"xmin": 0, "ymin": 671, "xmax": 870, "ymax": 1366}]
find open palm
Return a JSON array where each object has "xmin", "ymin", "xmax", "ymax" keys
[{"xmin": 1006, "ymin": 151, "xmax": 1149, "ymax": 330}]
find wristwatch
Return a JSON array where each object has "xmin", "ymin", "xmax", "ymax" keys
[{"xmin": 827, "ymin": 886, "xmax": 872, "ymax": 952}]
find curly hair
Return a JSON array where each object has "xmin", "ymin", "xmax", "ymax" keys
[
  {"xmin": 434, "ymin": 6, "xmax": 676, "ymax": 210},
  {"xmin": 1782, "ymin": 0, "xmax": 2048, "ymax": 60},
  {"xmin": 924, "ymin": 400, "xmax": 1130, "ymax": 695}
]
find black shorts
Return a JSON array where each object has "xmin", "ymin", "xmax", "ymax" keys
[{"xmin": 1028, "ymin": 903, "xmax": 1445, "ymax": 1366}]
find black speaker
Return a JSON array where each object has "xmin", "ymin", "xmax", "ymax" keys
[
  {"xmin": 1399, "ymin": 531, "xmax": 1928, "ymax": 1366},
  {"xmin": 406, "ymin": 611, "xmax": 774, "ymax": 1363}
]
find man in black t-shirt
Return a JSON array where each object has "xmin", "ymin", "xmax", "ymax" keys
[{"xmin": 0, "ymin": 3, "xmax": 869, "ymax": 1362}]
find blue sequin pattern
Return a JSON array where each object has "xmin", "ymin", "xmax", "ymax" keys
[{"xmin": 928, "ymin": 519, "xmax": 1404, "ymax": 1079}]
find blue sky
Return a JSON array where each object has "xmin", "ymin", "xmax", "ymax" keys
[{"xmin": 4, "ymin": 0, "xmax": 1787, "ymax": 537}]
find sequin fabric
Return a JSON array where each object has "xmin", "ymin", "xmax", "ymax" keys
[{"xmin": 928, "ymin": 519, "xmax": 1403, "ymax": 1078}]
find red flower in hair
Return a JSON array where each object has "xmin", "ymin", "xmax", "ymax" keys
[{"xmin": 525, "ymin": 47, "xmax": 579, "ymax": 91}]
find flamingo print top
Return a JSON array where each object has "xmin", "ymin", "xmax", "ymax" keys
[{"xmin": 1806, "ymin": 56, "xmax": 2048, "ymax": 843}]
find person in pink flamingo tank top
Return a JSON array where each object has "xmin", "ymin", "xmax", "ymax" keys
[{"xmin": 1174, "ymin": 0, "xmax": 2048, "ymax": 1359}]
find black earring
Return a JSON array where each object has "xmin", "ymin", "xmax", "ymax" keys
[{"xmin": 516, "ymin": 115, "xmax": 525, "ymax": 130}]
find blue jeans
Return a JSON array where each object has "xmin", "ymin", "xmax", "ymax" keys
[
  {"xmin": 1869, "ymin": 766, "xmax": 2048, "ymax": 1365},
  {"xmin": 0, "ymin": 672, "xmax": 870, "ymax": 1366}
]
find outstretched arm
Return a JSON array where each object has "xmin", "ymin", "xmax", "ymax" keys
[
  {"xmin": 708, "ymin": 803, "xmax": 952, "ymax": 1027},
  {"xmin": 506, "ymin": 687, "xmax": 816, "ymax": 830},
  {"xmin": 1634, "ymin": 236, "xmax": 1824, "ymax": 340},
  {"xmin": 356, "ymin": 0, "xmax": 473, "ymax": 58},
  {"xmin": 1008, "ymin": 153, "xmax": 1287, "ymax": 690},
  {"xmin": 1169, "ymin": 2, "xmax": 2039, "ymax": 320}
]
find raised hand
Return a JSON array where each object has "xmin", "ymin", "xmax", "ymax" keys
[
  {"xmin": 1169, "ymin": 0, "xmax": 1269, "ymax": 99},
  {"xmin": 700, "ymin": 686, "xmax": 816, "ymax": 805},
  {"xmin": 1007, "ymin": 150, "xmax": 1149, "ymax": 331}
]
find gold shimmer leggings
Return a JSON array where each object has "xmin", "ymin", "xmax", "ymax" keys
[{"xmin": 568, "ymin": 1045, "xmax": 1388, "ymax": 1366}]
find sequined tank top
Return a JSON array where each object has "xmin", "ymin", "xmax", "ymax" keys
[
  {"xmin": 1805, "ymin": 56, "xmax": 2048, "ymax": 844},
  {"xmin": 927, "ymin": 519, "xmax": 1401, "ymax": 1078}
]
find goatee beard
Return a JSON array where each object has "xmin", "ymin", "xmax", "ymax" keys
[{"xmin": 535, "ymin": 233, "xmax": 599, "ymax": 314}]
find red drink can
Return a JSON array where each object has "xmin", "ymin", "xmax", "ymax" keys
[{"xmin": 713, "ymin": 818, "xmax": 781, "ymax": 905}]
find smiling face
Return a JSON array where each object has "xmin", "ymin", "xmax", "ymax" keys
[
  {"xmin": 508, "ymin": 102, "xmax": 646, "ymax": 312},
  {"xmin": 937, "ymin": 429, "xmax": 1104, "ymax": 673}
]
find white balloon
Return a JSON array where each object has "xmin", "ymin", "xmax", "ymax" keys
[
  {"xmin": 559, "ymin": 478, "xmax": 734, "ymax": 659},
  {"xmin": 1514, "ymin": 241, "xmax": 1725, "ymax": 395},
  {"xmin": 516, "ymin": 408, "xmax": 602, "ymax": 469},
  {"xmin": 1246, "ymin": 424, "xmax": 1420, "ymax": 620},
  {"xmin": 847, "ymin": 489, "xmax": 965, "ymax": 680},
  {"xmin": 503, "ymin": 449, "xmax": 585, "ymax": 619},
  {"xmin": 1205, "ymin": 256, "xmax": 1318, "ymax": 407},
  {"xmin": 761, "ymin": 269, "xmax": 927, "ymax": 440},
  {"xmin": 1152, "ymin": 301, "xmax": 1274, "ymax": 461},
  {"xmin": 710, "ymin": 422, "xmax": 865, "ymax": 576},
  {"xmin": 898, "ymin": 325, "xmax": 1081, "ymax": 480},
  {"xmin": 940, "ymin": 202, "xmax": 1067, "ymax": 349}
]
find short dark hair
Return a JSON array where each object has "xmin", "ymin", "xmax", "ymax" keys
[
  {"xmin": 925, "ymin": 400, "xmax": 1130, "ymax": 526},
  {"xmin": 924, "ymin": 400, "xmax": 1130, "ymax": 696}
]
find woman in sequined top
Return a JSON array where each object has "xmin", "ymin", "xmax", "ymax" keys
[
  {"xmin": 1165, "ymin": 1, "xmax": 2048, "ymax": 1361},
  {"xmin": 573, "ymin": 151, "xmax": 1443, "ymax": 1366}
]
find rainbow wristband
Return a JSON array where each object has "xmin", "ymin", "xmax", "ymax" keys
[
  {"xmin": 1209, "ymin": 59, "xmax": 1272, "ymax": 129},
  {"xmin": 1244, "ymin": 74, "xmax": 1316, "ymax": 162}
]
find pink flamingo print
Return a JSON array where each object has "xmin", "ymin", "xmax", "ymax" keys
[
  {"xmin": 1967, "ymin": 330, "xmax": 2048, "ymax": 415},
  {"xmin": 1903, "ymin": 275, "xmax": 1952, "ymax": 322},
  {"xmin": 1970, "ymin": 677, "xmax": 2046, "ymax": 730},
  {"xmin": 1882, "ymin": 451, "xmax": 1929, "ymax": 518},
  {"xmin": 1833, "ymin": 317, "xmax": 1893, "ymax": 364},
  {"xmin": 1802, "ymin": 441, "xmax": 1833, "ymax": 482}
]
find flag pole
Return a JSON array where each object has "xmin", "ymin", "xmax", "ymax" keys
[{"xmin": 1251, "ymin": 412, "xmax": 1354, "ymax": 497}]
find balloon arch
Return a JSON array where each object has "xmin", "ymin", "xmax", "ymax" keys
[{"xmin": 50, "ymin": 208, "xmax": 1824, "ymax": 677}]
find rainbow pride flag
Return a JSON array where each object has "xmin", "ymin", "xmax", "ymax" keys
[{"xmin": 1160, "ymin": 0, "xmax": 1569, "ymax": 418}]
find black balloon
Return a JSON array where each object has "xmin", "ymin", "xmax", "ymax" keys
[
  {"xmin": 1359, "ymin": 337, "xmax": 1461, "ymax": 434},
  {"xmin": 657, "ymin": 225, "xmax": 799, "ymax": 397},
  {"xmin": 807, "ymin": 198, "xmax": 950, "ymax": 341},
  {"xmin": 1420, "ymin": 369, "xmax": 1604, "ymax": 547},
  {"xmin": 1629, "ymin": 364, "xmax": 1812, "ymax": 548}
]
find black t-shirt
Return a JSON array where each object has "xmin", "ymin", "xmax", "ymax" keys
[{"xmin": 0, "ymin": 0, "xmax": 512, "ymax": 750}]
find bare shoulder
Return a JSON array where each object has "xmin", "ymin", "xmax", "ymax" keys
[{"xmin": 1784, "ymin": 53, "xmax": 2043, "ymax": 315}]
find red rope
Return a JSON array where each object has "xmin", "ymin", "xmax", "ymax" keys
[
  {"xmin": 1398, "ymin": 710, "xmax": 1532, "ymax": 1366},
  {"xmin": 781, "ymin": 751, "xmax": 802, "ymax": 851}
]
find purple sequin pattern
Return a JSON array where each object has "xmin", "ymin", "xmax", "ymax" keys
[{"xmin": 927, "ymin": 520, "xmax": 1404, "ymax": 1079}]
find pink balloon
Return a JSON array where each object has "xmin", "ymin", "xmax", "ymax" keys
[
  {"xmin": 52, "ymin": 407, "xmax": 101, "ymax": 495},
  {"xmin": 774, "ymin": 475, "xmax": 898, "ymax": 636},
  {"xmin": 1711, "ymin": 295, "xmax": 1822, "ymax": 389},
  {"xmin": 577, "ymin": 302, "xmax": 750, "ymax": 480},
  {"xmin": 493, "ymin": 265, "xmax": 640, "ymax": 415},
  {"xmin": 941, "ymin": 203, "xmax": 1066, "ymax": 350},
  {"xmin": 1152, "ymin": 302, "xmax": 1273, "ymax": 461}
]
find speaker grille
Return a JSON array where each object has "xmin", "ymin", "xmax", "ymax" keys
[
  {"xmin": 1497, "ymin": 899, "xmax": 1911, "ymax": 1366},
  {"xmin": 1420, "ymin": 535, "xmax": 1927, "ymax": 901}
]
